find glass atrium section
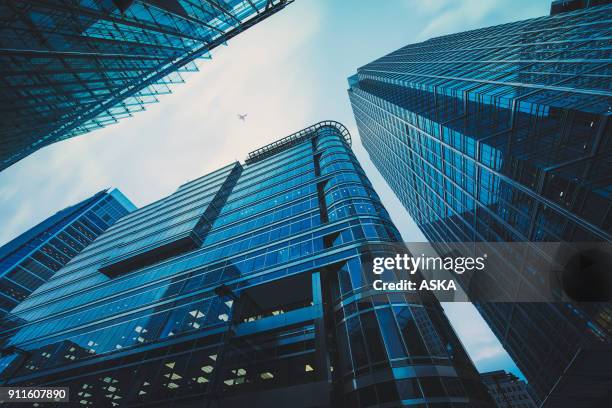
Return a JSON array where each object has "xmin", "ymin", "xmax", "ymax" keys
[
  {"xmin": 0, "ymin": 189, "xmax": 135, "ymax": 329},
  {"xmin": 348, "ymin": 3, "xmax": 612, "ymax": 407},
  {"xmin": 0, "ymin": 0, "xmax": 291, "ymax": 171},
  {"xmin": 0, "ymin": 122, "xmax": 493, "ymax": 407}
]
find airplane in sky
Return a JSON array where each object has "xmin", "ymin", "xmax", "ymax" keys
[{"xmin": 237, "ymin": 113, "xmax": 247, "ymax": 122}]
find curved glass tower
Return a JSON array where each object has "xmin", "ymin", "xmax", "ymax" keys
[{"xmin": 0, "ymin": 122, "xmax": 492, "ymax": 407}]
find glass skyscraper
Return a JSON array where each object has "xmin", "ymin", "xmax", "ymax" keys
[
  {"xmin": 0, "ymin": 0, "xmax": 291, "ymax": 171},
  {"xmin": 480, "ymin": 370, "xmax": 538, "ymax": 408},
  {"xmin": 0, "ymin": 122, "xmax": 493, "ymax": 407},
  {"xmin": 0, "ymin": 189, "xmax": 135, "ymax": 329},
  {"xmin": 348, "ymin": 3, "xmax": 611, "ymax": 407}
]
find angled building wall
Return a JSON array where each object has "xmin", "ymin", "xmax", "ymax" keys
[
  {"xmin": 0, "ymin": 189, "xmax": 136, "ymax": 328},
  {"xmin": 348, "ymin": 3, "xmax": 612, "ymax": 407},
  {"xmin": 0, "ymin": 0, "xmax": 291, "ymax": 170},
  {"xmin": 0, "ymin": 122, "xmax": 493, "ymax": 407}
]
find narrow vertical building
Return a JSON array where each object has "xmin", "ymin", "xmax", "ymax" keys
[
  {"xmin": 0, "ymin": 0, "xmax": 291, "ymax": 171},
  {"xmin": 0, "ymin": 122, "xmax": 492, "ymax": 407},
  {"xmin": 348, "ymin": 2, "xmax": 612, "ymax": 407},
  {"xmin": 0, "ymin": 189, "xmax": 135, "ymax": 329},
  {"xmin": 481, "ymin": 371, "xmax": 539, "ymax": 408}
]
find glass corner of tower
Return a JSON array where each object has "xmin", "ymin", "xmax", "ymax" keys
[
  {"xmin": 108, "ymin": 188, "xmax": 137, "ymax": 212},
  {"xmin": 347, "ymin": 73, "xmax": 359, "ymax": 89}
]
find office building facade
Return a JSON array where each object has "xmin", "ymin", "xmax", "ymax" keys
[
  {"xmin": 348, "ymin": 3, "xmax": 612, "ymax": 407},
  {"xmin": 0, "ymin": 189, "xmax": 135, "ymax": 328},
  {"xmin": 0, "ymin": 0, "xmax": 291, "ymax": 171},
  {"xmin": 481, "ymin": 371, "xmax": 538, "ymax": 408},
  {"xmin": 0, "ymin": 122, "xmax": 492, "ymax": 407}
]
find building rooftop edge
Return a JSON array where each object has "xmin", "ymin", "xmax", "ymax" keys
[{"xmin": 245, "ymin": 121, "xmax": 351, "ymax": 165}]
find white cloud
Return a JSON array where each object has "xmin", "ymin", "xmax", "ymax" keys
[
  {"xmin": 405, "ymin": 0, "xmax": 549, "ymax": 41},
  {"xmin": 0, "ymin": 0, "xmax": 324, "ymax": 245},
  {"xmin": 472, "ymin": 344, "xmax": 506, "ymax": 362},
  {"xmin": 442, "ymin": 302, "xmax": 510, "ymax": 368}
]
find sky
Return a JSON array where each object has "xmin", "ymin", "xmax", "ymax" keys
[{"xmin": 0, "ymin": 0, "xmax": 552, "ymax": 380}]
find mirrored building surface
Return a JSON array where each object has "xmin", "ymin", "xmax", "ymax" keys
[
  {"xmin": 0, "ymin": 0, "xmax": 291, "ymax": 171},
  {"xmin": 0, "ymin": 189, "xmax": 135, "ymax": 329},
  {"xmin": 0, "ymin": 122, "xmax": 493, "ymax": 407},
  {"xmin": 348, "ymin": 3, "xmax": 612, "ymax": 407}
]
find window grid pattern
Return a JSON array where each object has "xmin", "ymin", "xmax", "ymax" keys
[
  {"xmin": 348, "ymin": 4, "xmax": 612, "ymax": 402},
  {"xmin": 0, "ymin": 123, "xmax": 493, "ymax": 407},
  {"xmin": 0, "ymin": 0, "xmax": 291, "ymax": 170},
  {"xmin": 0, "ymin": 189, "xmax": 135, "ymax": 324}
]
